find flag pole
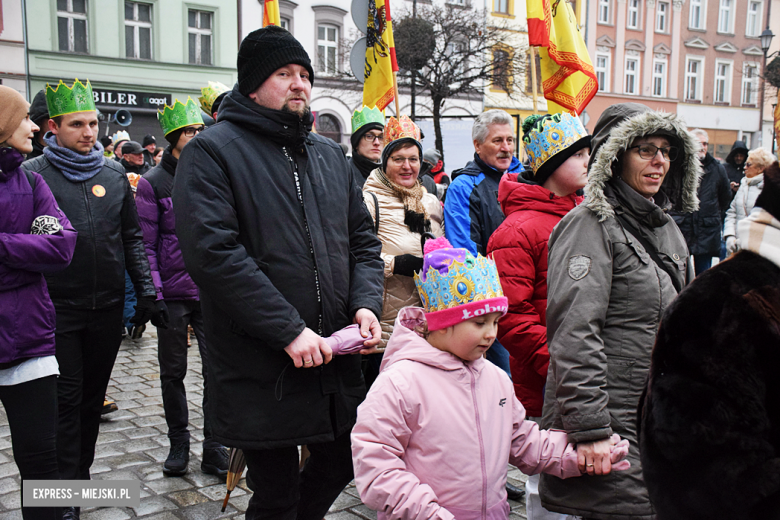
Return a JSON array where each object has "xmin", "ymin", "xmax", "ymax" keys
[
  {"xmin": 393, "ymin": 71, "xmax": 401, "ymax": 116},
  {"xmin": 529, "ymin": 47, "xmax": 539, "ymax": 115}
]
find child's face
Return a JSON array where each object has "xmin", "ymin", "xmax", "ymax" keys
[
  {"xmin": 433, "ymin": 312, "xmax": 502, "ymax": 362},
  {"xmin": 551, "ymin": 147, "xmax": 590, "ymax": 194}
]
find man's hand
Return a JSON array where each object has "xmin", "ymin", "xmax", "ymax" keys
[
  {"xmin": 354, "ymin": 308, "xmax": 382, "ymax": 354},
  {"xmin": 284, "ymin": 328, "xmax": 332, "ymax": 368},
  {"xmin": 576, "ymin": 437, "xmax": 614, "ymax": 476},
  {"xmin": 131, "ymin": 297, "xmax": 156, "ymax": 326},
  {"xmin": 730, "ymin": 181, "xmax": 739, "ymax": 193}
]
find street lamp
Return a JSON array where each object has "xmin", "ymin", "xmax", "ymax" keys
[{"xmin": 758, "ymin": 28, "xmax": 774, "ymax": 147}]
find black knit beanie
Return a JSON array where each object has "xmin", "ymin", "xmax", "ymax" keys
[
  {"xmin": 237, "ymin": 26, "xmax": 314, "ymax": 96},
  {"xmin": 30, "ymin": 90, "xmax": 49, "ymax": 127},
  {"xmin": 350, "ymin": 122, "xmax": 384, "ymax": 155},
  {"xmin": 164, "ymin": 128, "xmax": 184, "ymax": 147},
  {"xmin": 142, "ymin": 134, "xmax": 156, "ymax": 147}
]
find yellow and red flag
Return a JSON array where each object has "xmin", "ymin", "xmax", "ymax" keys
[
  {"xmin": 527, "ymin": 0, "xmax": 597, "ymax": 115},
  {"xmin": 362, "ymin": 0, "xmax": 398, "ymax": 110},
  {"xmin": 774, "ymin": 101, "xmax": 780, "ymax": 161},
  {"xmin": 263, "ymin": 0, "xmax": 280, "ymax": 27}
]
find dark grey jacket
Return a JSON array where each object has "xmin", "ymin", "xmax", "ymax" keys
[
  {"xmin": 540, "ymin": 107, "xmax": 700, "ymax": 520},
  {"xmin": 173, "ymin": 89, "xmax": 384, "ymax": 450}
]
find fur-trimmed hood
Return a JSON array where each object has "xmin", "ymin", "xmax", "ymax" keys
[{"xmin": 585, "ymin": 105, "xmax": 701, "ymax": 221}]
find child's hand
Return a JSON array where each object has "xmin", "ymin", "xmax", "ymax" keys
[{"xmin": 608, "ymin": 434, "xmax": 630, "ymax": 472}]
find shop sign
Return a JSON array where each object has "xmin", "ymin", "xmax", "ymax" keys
[{"xmin": 93, "ymin": 89, "xmax": 172, "ymax": 109}]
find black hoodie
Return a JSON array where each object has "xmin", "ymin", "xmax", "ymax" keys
[{"xmin": 724, "ymin": 140, "xmax": 748, "ymax": 190}]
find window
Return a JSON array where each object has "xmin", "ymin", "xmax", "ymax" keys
[
  {"xmin": 652, "ymin": 59, "xmax": 666, "ymax": 97},
  {"xmin": 494, "ymin": 0, "xmax": 509, "ymax": 14},
  {"xmin": 685, "ymin": 57, "xmax": 703, "ymax": 100},
  {"xmin": 624, "ymin": 57, "xmax": 639, "ymax": 95},
  {"xmin": 125, "ymin": 2, "xmax": 152, "ymax": 60},
  {"xmin": 598, "ymin": 0, "xmax": 610, "ymax": 23},
  {"xmin": 742, "ymin": 63, "xmax": 759, "ymax": 105},
  {"xmin": 492, "ymin": 49, "xmax": 511, "ymax": 90},
  {"xmin": 448, "ymin": 0, "xmax": 467, "ymax": 6},
  {"xmin": 595, "ymin": 52, "xmax": 610, "ymax": 91},
  {"xmin": 718, "ymin": 0, "xmax": 732, "ymax": 32},
  {"xmin": 656, "ymin": 2, "xmax": 668, "ymax": 32},
  {"xmin": 526, "ymin": 52, "xmax": 542, "ymax": 93},
  {"xmin": 280, "ymin": 17, "xmax": 290, "ymax": 31},
  {"xmin": 627, "ymin": 0, "xmax": 640, "ymax": 29},
  {"xmin": 317, "ymin": 24, "xmax": 339, "ymax": 74},
  {"xmin": 188, "ymin": 10, "xmax": 213, "ymax": 65},
  {"xmin": 714, "ymin": 60, "xmax": 732, "ymax": 103},
  {"xmin": 316, "ymin": 113, "xmax": 342, "ymax": 143},
  {"xmin": 746, "ymin": 0, "xmax": 761, "ymax": 36},
  {"xmin": 57, "ymin": 0, "xmax": 88, "ymax": 53},
  {"xmin": 689, "ymin": 0, "xmax": 704, "ymax": 29}
]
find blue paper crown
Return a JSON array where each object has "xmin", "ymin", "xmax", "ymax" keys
[
  {"xmin": 414, "ymin": 254, "xmax": 504, "ymax": 313},
  {"xmin": 523, "ymin": 113, "xmax": 588, "ymax": 174}
]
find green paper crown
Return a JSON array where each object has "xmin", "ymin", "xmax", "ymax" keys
[
  {"xmin": 199, "ymin": 81, "xmax": 230, "ymax": 113},
  {"xmin": 351, "ymin": 106, "xmax": 385, "ymax": 134},
  {"xmin": 157, "ymin": 97, "xmax": 204, "ymax": 136},
  {"xmin": 46, "ymin": 79, "xmax": 96, "ymax": 118}
]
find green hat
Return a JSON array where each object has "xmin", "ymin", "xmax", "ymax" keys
[
  {"xmin": 199, "ymin": 81, "xmax": 230, "ymax": 114},
  {"xmin": 157, "ymin": 97, "xmax": 204, "ymax": 136},
  {"xmin": 351, "ymin": 106, "xmax": 385, "ymax": 134},
  {"xmin": 46, "ymin": 79, "xmax": 96, "ymax": 118}
]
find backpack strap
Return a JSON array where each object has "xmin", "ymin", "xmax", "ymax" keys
[
  {"xmin": 368, "ymin": 191, "xmax": 379, "ymax": 234},
  {"xmin": 615, "ymin": 214, "xmax": 683, "ymax": 293}
]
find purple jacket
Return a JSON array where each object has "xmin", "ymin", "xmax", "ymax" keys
[
  {"xmin": 135, "ymin": 149, "xmax": 198, "ymax": 301},
  {"xmin": 0, "ymin": 148, "xmax": 76, "ymax": 364}
]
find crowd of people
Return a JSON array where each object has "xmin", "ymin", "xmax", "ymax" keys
[{"xmin": 1, "ymin": 24, "xmax": 779, "ymax": 520}]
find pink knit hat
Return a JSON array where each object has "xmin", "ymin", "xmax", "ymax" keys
[{"xmin": 414, "ymin": 237, "xmax": 508, "ymax": 331}]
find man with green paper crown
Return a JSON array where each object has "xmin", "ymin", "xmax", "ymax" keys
[
  {"xmin": 135, "ymin": 98, "xmax": 229, "ymax": 478},
  {"xmin": 22, "ymin": 79, "xmax": 165, "ymax": 520},
  {"xmin": 348, "ymin": 106, "xmax": 385, "ymax": 187}
]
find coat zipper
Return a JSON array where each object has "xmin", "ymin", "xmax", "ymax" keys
[
  {"xmin": 283, "ymin": 146, "xmax": 323, "ymax": 335},
  {"xmin": 82, "ymin": 182, "xmax": 97, "ymax": 309},
  {"xmin": 469, "ymin": 367, "xmax": 488, "ymax": 518}
]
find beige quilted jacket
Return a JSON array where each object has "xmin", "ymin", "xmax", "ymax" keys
[{"xmin": 363, "ymin": 169, "xmax": 444, "ymax": 348}]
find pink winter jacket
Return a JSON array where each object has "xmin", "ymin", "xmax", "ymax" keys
[{"xmin": 352, "ymin": 307, "xmax": 582, "ymax": 520}]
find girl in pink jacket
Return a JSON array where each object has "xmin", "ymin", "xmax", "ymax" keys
[{"xmin": 351, "ymin": 238, "xmax": 629, "ymax": 520}]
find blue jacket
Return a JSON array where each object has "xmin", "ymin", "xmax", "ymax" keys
[{"xmin": 444, "ymin": 154, "xmax": 523, "ymax": 256}]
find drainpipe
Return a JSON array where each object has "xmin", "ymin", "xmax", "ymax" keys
[{"xmin": 21, "ymin": 0, "xmax": 31, "ymax": 100}]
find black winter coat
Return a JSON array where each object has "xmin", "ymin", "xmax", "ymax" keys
[
  {"xmin": 672, "ymin": 153, "xmax": 730, "ymax": 256},
  {"xmin": 21, "ymin": 155, "xmax": 155, "ymax": 308},
  {"xmin": 724, "ymin": 140, "xmax": 748, "ymax": 188},
  {"xmin": 640, "ymin": 251, "xmax": 780, "ymax": 520},
  {"xmin": 173, "ymin": 89, "xmax": 384, "ymax": 450}
]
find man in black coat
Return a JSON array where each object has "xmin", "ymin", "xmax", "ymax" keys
[
  {"xmin": 724, "ymin": 139, "xmax": 748, "ymax": 196},
  {"xmin": 672, "ymin": 129, "xmax": 731, "ymax": 276},
  {"xmin": 173, "ymin": 27, "xmax": 384, "ymax": 520}
]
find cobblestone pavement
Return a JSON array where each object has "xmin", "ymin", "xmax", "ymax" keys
[{"xmin": 0, "ymin": 328, "xmax": 528, "ymax": 519}]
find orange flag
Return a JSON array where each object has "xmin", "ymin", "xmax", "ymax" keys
[
  {"xmin": 527, "ymin": 0, "xmax": 597, "ymax": 115},
  {"xmin": 263, "ymin": 0, "xmax": 280, "ymax": 27},
  {"xmin": 362, "ymin": 0, "xmax": 398, "ymax": 110},
  {"xmin": 774, "ymin": 101, "xmax": 780, "ymax": 161}
]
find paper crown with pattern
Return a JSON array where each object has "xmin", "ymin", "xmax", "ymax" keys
[
  {"xmin": 384, "ymin": 115, "xmax": 421, "ymax": 146},
  {"xmin": 414, "ymin": 237, "xmax": 508, "ymax": 331},
  {"xmin": 157, "ymin": 97, "xmax": 204, "ymax": 136},
  {"xmin": 45, "ymin": 79, "xmax": 96, "ymax": 118},
  {"xmin": 351, "ymin": 106, "xmax": 385, "ymax": 134},
  {"xmin": 522, "ymin": 112, "xmax": 589, "ymax": 176},
  {"xmin": 198, "ymin": 81, "xmax": 230, "ymax": 114},
  {"xmin": 111, "ymin": 130, "xmax": 130, "ymax": 144}
]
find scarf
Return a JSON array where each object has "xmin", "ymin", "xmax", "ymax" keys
[
  {"xmin": 351, "ymin": 152, "xmax": 379, "ymax": 181},
  {"xmin": 43, "ymin": 133, "xmax": 104, "ymax": 182},
  {"xmin": 377, "ymin": 168, "xmax": 431, "ymax": 235},
  {"xmin": 737, "ymin": 208, "xmax": 780, "ymax": 269}
]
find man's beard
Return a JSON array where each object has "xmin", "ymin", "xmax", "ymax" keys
[{"xmin": 281, "ymin": 98, "xmax": 311, "ymax": 118}]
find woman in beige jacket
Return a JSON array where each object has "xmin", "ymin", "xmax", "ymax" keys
[{"xmin": 362, "ymin": 115, "xmax": 443, "ymax": 384}]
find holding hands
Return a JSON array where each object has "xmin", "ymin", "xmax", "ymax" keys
[{"xmin": 576, "ymin": 434, "xmax": 630, "ymax": 475}]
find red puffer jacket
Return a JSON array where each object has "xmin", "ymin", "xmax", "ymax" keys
[{"xmin": 487, "ymin": 174, "xmax": 581, "ymax": 417}]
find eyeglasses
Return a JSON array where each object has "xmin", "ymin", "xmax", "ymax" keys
[
  {"xmin": 363, "ymin": 133, "xmax": 383, "ymax": 143},
  {"xmin": 183, "ymin": 126, "xmax": 205, "ymax": 137},
  {"xmin": 745, "ymin": 162, "xmax": 753, "ymax": 167},
  {"xmin": 628, "ymin": 144, "xmax": 679, "ymax": 162},
  {"xmin": 389, "ymin": 156, "xmax": 420, "ymax": 166}
]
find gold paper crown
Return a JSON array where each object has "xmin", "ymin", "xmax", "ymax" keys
[
  {"xmin": 414, "ymin": 255, "xmax": 504, "ymax": 313},
  {"xmin": 199, "ymin": 81, "xmax": 230, "ymax": 113},
  {"xmin": 384, "ymin": 115, "xmax": 421, "ymax": 146}
]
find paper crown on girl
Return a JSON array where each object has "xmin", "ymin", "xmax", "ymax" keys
[
  {"xmin": 46, "ymin": 79, "xmax": 96, "ymax": 118},
  {"xmin": 352, "ymin": 106, "xmax": 385, "ymax": 134},
  {"xmin": 384, "ymin": 115, "xmax": 421, "ymax": 146},
  {"xmin": 111, "ymin": 130, "xmax": 130, "ymax": 144},
  {"xmin": 199, "ymin": 81, "xmax": 230, "ymax": 113},
  {"xmin": 522, "ymin": 113, "xmax": 590, "ymax": 177},
  {"xmin": 414, "ymin": 237, "xmax": 508, "ymax": 331},
  {"xmin": 157, "ymin": 97, "xmax": 204, "ymax": 136}
]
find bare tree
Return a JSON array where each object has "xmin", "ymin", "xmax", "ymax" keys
[{"xmin": 394, "ymin": 5, "xmax": 527, "ymax": 154}]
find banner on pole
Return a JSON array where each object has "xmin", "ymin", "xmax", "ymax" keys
[
  {"xmin": 362, "ymin": 0, "xmax": 398, "ymax": 110},
  {"xmin": 263, "ymin": 0, "xmax": 280, "ymax": 27}
]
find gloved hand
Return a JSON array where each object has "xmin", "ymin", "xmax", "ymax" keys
[
  {"xmin": 131, "ymin": 297, "xmax": 156, "ymax": 326},
  {"xmin": 151, "ymin": 300, "xmax": 169, "ymax": 329},
  {"xmin": 726, "ymin": 236, "xmax": 738, "ymax": 254},
  {"xmin": 393, "ymin": 254, "xmax": 424, "ymax": 277}
]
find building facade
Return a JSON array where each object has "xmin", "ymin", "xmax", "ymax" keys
[
  {"xmin": 24, "ymin": 0, "xmax": 237, "ymax": 142},
  {"xmin": 584, "ymin": 0, "xmax": 770, "ymax": 158},
  {"xmin": 0, "ymin": 0, "xmax": 28, "ymax": 97}
]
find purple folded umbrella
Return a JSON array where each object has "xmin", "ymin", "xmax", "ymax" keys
[{"xmin": 324, "ymin": 324, "xmax": 367, "ymax": 355}]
